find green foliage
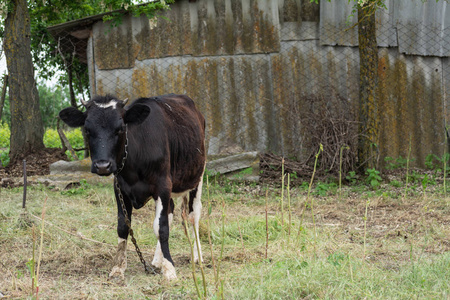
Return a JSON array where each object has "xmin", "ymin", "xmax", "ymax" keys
[
  {"xmin": 345, "ymin": 171, "xmax": 358, "ymax": 184},
  {"xmin": 0, "ymin": 123, "xmax": 10, "ymax": 148},
  {"xmin": 384, "ymin": 156, "xmax": 409, "ymax": 170},
  {"xmin": 61, "ymin": 179, "xmax": 91, "ymax": 196},
  {"xmin": 425, "ymin": 153, "xmax": 449, "ymax": 171},
  {"xmin": 44, "ymin": 128, "xmax": 85, "ymax": 160},
  {"xmin": 0, "ymin": 126, "xmax": 84, "ymax": 166},
  {"xmin": 43, "ymin": 129, "xmax": 61, "ymax": 148},
  {"xmin": 407, "ymin": 170, "xmax": 422, "ymax": 183},
  {"xmin": 327, "ymin": 252, "xmax": 347, "ymax": 267},
  {"xmin": 0, "ymin": 122, "xmax": 10, "ymax": 167},
  {"xmin": 1, "ymin": 0, "xmax": 176, "ymax": 111},
  {"xmin": 421, "ymin": 174, "xmax": 432, "ymax": 191},
  {"xmin": 66, "ymin": 129, "xmax": 85, "ymax": 149},
  {"xmin": 43, "ymin": 128, "xmax": 84, "ymax": 150},
  {"xmin": 0, "ymin": 149, "xmax": 9, "ymax": 166},
  {"xmin": 314, "ymin": 182, "xmax": 337, "ymax": 196},
  {"xmin": 102, "ymin": 1, "xmax": 173, "ymax": 26},
  {"xmin": 365, "ymin": 168, "xmax": 382, "ymax": 189},
  {"xmin": 232, "ymin": 167, "xmax": 253, "ymax": 180},
  {"xmin": 389, "ymin": 180, "xmax": 402, "ymax": 188},
  {"xmin": 39, "ymin": 85, "xmax": 72, "ymax": 129}
]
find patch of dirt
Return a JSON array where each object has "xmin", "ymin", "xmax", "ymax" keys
[{"xmin": 0, "ymin": 148, "xmax": 67, "ymax": 185}]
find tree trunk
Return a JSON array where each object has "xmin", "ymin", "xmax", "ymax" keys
[
  {"xmin": 0, "ymin": 75, "xmax": 8, "ymax": 121},
  {"xmin": 4, "ymin": 0, "xmax": 45, "ymax": 164},
  {"xmin": 358, "ymin": 4, "xmax": 379, "ymax": 170}
]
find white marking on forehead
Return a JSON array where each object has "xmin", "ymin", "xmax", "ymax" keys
[{"xmin": 94, "ymin": 100, "xmax": 118, "ymax": 109}]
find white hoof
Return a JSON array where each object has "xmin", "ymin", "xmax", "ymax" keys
[
  {"xmin": 109, "ymin": 265, "xmax": 126, "ymax": 280},
  {"xmin": 162, "ymin": 259, "xmax": 177, "ymax": 281}
]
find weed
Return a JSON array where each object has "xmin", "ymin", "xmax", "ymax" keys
[
  {"xmin": 0, "ymin": 149, "xmax": 9, "ymax": 166},
  {"xmin": 389, "ymin": 180, "xmax": 402, "ymax": 188},
  {"xmin": 425, "ymin": 154, "xmax": 440, "ymax": 170},
  {"xmin": 327, "ymin": 252, "xmax": 347, "ymax": 267},
  {"xmin": 61, "ymin": 179, "xmax": 90, "ymax": 196},
  {"xmin": 366, "ymin": 168, "xmax": 382, "ymax": 189},
  {"xmin": 346, "ymin": 171, "xmax": 358, "ymax": 185},
  {"xmin": 314, "ymin": 182, "xmax": 337, "ymax": 196},
  {"xmin": 384, "ymin": 156, "xmax": 408, "ymax": 170}
]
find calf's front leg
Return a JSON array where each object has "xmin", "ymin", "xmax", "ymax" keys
[{"xmin": 109, "ymin": 186, "xmax": 132, "ymax": 281}]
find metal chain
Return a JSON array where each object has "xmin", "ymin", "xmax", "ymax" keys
[
  {"xmin": 115, "ymin": 124, "xmax": 129, "ymax": 175},
  {"xmin": 114, "ymin": 162, "xmax": 157, "ymax": 274}
]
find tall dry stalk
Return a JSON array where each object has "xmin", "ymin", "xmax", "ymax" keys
[
  {"xmin": 297, "ymin": 144, "xmax": 323, "ymax": 248},
  {"xmin": 339, "ymin": 145, "xmax": 349, "ymax": 201},
  {"xmin": 192, "ymin": 222, "xmax": 207, "ymax": 297},
  {"xmin": 363, "ymin": 200, "xmax": 370, "ymax": 260},
  {"xmin": 205, "ymin": 176, "xmax": 218, "ymax": 283},
  {"xmin": 403, "ymin": 135, "xmax": 412, "ymax": 201},
  {"xmin": 30, "ymin": 225, "xmax": 36, "ymax": 296},
  {"xmin": 182, "ymin": 208, "xmax": 202, "ymax": 298},
  {"xmin": 265, "ymin": 189, "xmax": 269, "ymax": 260},
  {"xmin": 287, "ymin": 173, "xmax": 292, "ymax": 243},
  {"xmin": 215, "ymin": 199, "xmax": 226, "ymax": 292},
  {"xmin": 444, "ymin": 128, "xmax": 448, "ymax": 197},
  {"xmin": 35, "ymin": 196, "xmax": 48, "ymax": 300}
]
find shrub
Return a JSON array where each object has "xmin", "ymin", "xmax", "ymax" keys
[
  {"xmin": 43, "ymin": 128, "xmax": 62, "ymax": 148},
  {"xmin": 0, "ymin": 123, "xmax": 10, "ymax": 148},
  {"xmin": 66, "ymin": 129, "xmax": 84, "ymax": 149},
  {"xmin": 43, "ymin": 128, "xmax": 84, "ymax": 150}
]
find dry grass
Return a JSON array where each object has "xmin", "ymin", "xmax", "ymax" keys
[{"xmin": 0, "ymin": 180, "xmax": 449, "ymax": 299}]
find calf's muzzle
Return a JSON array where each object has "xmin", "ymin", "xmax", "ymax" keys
[{"xmin": 93, "ymin": 160, "xmax": 113, "ymax": 176}]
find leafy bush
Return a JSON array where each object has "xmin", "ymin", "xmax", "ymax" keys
[
  {"xmin": 65, "ymin": 129, "xmax": 84, "ymax": 149},
  {"xmin": 366, "ymin": 168, "xmax": 382, "ymax": 189},
  {"xmin": 43, "ymin": 128, "xmax": 62, "ymax": 148},
  {"xmin": 0, "ymin": 150, "xmax": 9, "ymax": 166},
  {"xmin": 0, "ymin": 123, "xmax": 10, "ymax": 148},
  {"xmin": 43, "ymin": 128, "xmax": 84, "ymax": 150}
]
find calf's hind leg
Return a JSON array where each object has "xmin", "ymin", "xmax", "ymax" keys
[
  {"xmin": 189, "ymin": 176, "xmax": 204, "ymax": 263},
  {"xmin": 152, "ymin": 197, "xmax": 174, "ymax": 269}
]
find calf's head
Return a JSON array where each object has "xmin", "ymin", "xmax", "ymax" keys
[{"xmin": 59, "ymin": 95, "xmax": 150, "ymax": 176}]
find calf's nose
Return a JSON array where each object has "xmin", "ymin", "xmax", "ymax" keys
[{"xmin": 94, "ymin": 160, "xmax": 112, "ymax": 175}]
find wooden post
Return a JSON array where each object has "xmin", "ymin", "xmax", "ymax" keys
[{"xmin": 22, "ymin": 159, "xmax": 27, "ymax": 209}]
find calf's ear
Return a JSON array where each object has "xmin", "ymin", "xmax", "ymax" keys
[
  {"xmin": 59, "ymin": 107, "xmax": 86, "ymax": 127},
  {"xmin": 124, "ymin": 104, "xmax": 150, "ymax": 125}
]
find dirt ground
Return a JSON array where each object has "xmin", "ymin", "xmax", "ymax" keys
[{"xmin": 0, "ymin": 148, "xmax": 66, "ymax": 179}]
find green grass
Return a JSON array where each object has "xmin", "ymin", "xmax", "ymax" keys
[{"xmin": 0, "ymin": 179, "xmax": 449, "ymax": 299}]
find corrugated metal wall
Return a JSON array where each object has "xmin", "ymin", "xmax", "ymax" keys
[{"xmin": 88, "ymin": 0, "xmax": 450, "ymax": 167}]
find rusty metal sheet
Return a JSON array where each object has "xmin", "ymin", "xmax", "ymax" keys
[
  {"xmin": 378, "ymin": 49, "xmax": 445, "ymax": 164},
  {"xmin": 395, "ymin": 0, "xmax": 450, "ymax": 57}
]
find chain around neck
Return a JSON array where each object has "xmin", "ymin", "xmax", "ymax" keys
[{"xmin": 115, "ymin": 124, "xmax": 128, "ymax": 175}]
